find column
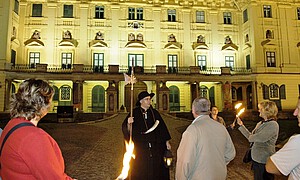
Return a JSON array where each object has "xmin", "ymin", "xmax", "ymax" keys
[
  {"xmin": 222, "ymin": 81, "xmax": 232, "ymax": 111},
  {"xmin": 73, "ymin": 80, "xmax": 83, "ymax": 112},
  {"xmin": 190, "ymin": 81, "xmax": 199, "ymax": 104}
]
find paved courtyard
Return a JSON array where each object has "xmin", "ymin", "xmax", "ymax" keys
[{"xmin": 39, "ymin": 113, "xmax": 290, "ymax": 180}]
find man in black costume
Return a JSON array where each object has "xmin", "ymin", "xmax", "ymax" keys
[{"xmin": 122, "ymin": 91, "xmax": 172, "ymax": 180}]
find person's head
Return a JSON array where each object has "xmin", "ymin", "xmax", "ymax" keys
[
  {"xmin": 10, "ymin": 79, "xmax": 54, "ymax": 121},
  {"xmin": 293, "ymin": 96, "xmax": 300, "ymax": 127},
  {"xmin": 258, "ymin": 101, "xmax": 278, "ymax": 120},
  {"xmin": 192, "ymin": 97, "xmax": 211, "ymax": 118},
  {"xmin": 136, "ymin": 91, "xmax": 155, "ymax": 110},
  {"xmin": 210, "ymin": 105, "xmax": 219, "ymax": 116}
]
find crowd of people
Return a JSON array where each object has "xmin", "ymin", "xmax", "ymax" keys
[{"xmin": 0, "ymin": 79, "xmax": 300, "ymax": 180}]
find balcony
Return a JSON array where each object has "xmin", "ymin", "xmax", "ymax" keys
[{"xmin": 7, "ymin": 64, "xmax": 252, "ymax": 75}]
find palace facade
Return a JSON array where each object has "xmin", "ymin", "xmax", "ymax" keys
[{"xmin": 0, "ymin": 0, "xmax": 299, "ymax": 114}]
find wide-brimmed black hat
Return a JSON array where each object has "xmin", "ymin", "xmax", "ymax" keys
[{"xmin": 136, "ymin": 91, "xmax": 155, "ymax": 106}]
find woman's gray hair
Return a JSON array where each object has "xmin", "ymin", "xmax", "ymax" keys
[
  {"xmin": 10, "ymin": 79, "xmax": 54, "ymax": 120},
  {"xmin": 192, "ymin": 97, "xmax": 211, "ymax": 115}
]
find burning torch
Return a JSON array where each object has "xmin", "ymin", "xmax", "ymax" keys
[
  {"xmin": 232, "ymin": 103, "xmax": 245, "ymax": 126},
  {"xmin": 116, "ymin": 59, "xmax": 137, "ymax": 180}
]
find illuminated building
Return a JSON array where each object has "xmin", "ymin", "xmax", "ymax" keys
[{"xmin": 0, "ymin": 0, "xmax": 299, "ymax": 114}]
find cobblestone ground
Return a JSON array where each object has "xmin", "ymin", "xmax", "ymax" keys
[{"xmin": 41, "ymin": 113, "xmax": 289, "ymax": 180}]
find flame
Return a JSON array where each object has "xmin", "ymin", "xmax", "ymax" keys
[
  {"xmin": 235, "ymin": 103, "xmax": 242, "ymax": 109},
  {"xmin": 237, "ymin": 108, "xmax": 245, "ymax": 117},
  {"xmin": 116, "ymin": 138, "xmax": 135, "ymax": 180}
]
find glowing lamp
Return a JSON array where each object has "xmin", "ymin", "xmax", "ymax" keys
[{"xmin": 164, "ymin": 150, "xmax": 173, "ymax": 168}]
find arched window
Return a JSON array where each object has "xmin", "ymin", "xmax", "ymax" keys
[
  {"xmin": 92, "ymin": 85, "xmax": 105, "ymax": 112},
  {"xmin": 169, "ymin": 86, "xmax": 180, "ymax": 111},
  {"xmin": 59, "ymin": 85, "xmax": 72, "ymax": 106},
  {"xmin": 199, "ymin": 85, "xmax": 208, "ymax": 98}
]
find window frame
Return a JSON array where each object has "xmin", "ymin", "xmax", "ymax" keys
[
  {"xmin": 243, "ymin": 9, "xmax": 248, "ymax": 23},
  {"xmin": 95, "ymin": 5, "xmax": 104, "ymax": 19},
  {"xmin": 196, "ymin": 10, "xmax": 205, "ymax": 23},
  {"xmin": 197, "ymin": 55, "xmax": 206, "ymax": 70},
  {"xmin": 29, "ymin": 52, "xmax": 40, "ymax": 68},
  {"xmin": 225, "ymin": 56, "xmax": 234, "ymax": 69},
  {"xmin": 61, "ymin": 52, "xmax": 72, "ymax": 69},
  {"xmin": 168, "ymin": 9, "xmax": 176, "ymax": 22},
  {"xmin": 32, "ymin": 4, "xmax": 42, "ymax": 17},
  {"xmin": 223, "ymin": 12, "xmax": 232, "ymax": 24},
  {"xmin": 263, "ymin": 5, "xmax": 272, "ymax": 18},
  {"xmin": 14, "ymin": 0, "xmax": 19, "ymax": 14},
  {"xmin": 128, "ymin": 7, "xmax": 135, "ymax": 20},
  {"xmin": 266, "ymin": 51, "xmax": 276, "ymax": 67},
  {"xmin": 136, "ymin": 8, "xmax": 143, "ymax": 20},
  {"xmin": 63, "ymin": 5, "xmax": 73, "ymax": 18}
]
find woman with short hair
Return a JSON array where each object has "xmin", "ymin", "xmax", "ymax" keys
[
  {"xmin": 0, "ymin": 79, "xmax": 75, "ymax": 180},
  {"xmin": 237, "ymin": 101, "xmax": 279, "ymax": 180}
]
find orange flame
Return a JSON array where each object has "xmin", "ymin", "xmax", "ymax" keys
[
  {"xmin": 235, "ymin": 103, "xmax": 242, "ymax": 109},
  {"xmin": 116, "ymin": 138, "xmax": 135, "ymax": 180},
  {"xmin": 237, "ymin": 108, "xmax": 245, "ymax": 117}
]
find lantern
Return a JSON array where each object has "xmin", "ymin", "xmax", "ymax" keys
[{"xmin": 163, "ymin": 150, "xmax": 173, "ymax": 168}]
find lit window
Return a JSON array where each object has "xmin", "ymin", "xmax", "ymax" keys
[
  {"xmin": 266, "ymin": 51, "xmax": 276, "ymax": 67},
  {"xmin": 196, "ymin": 11, "xmax": 205, "ymax": 23},
  {"xmin": 223, "ymin": 12, "xmax": 232, "ymax": 24},
  {"xmin": 93, "ymin": 53, "xmax": 104, "ymax": 72},
  {"xmin": 168, "ymin": 10, "xmax": 176, "ymax": 22},
  {"xmin": 61, "ymin": 53, "xmax": 72, "ymax": 69},
  {"xmin": 197, "ymin": 55, "xmax": 206, "ymax": 70},
  {"xmin": 29, "ymin": 52, "xmax": 40, "ymax": 68},
  {"xmin": 63, "ymin": 5, "xmax": 73, "ymax": 18},
  {"xmin": 95, "ymin": 6, "xmax": 104, "ymax": 19},
  {"xmin": 168, "ymin": 55, "xmax": 178, "ymax": 73},
  {"xmin": 32, "ymin": 4, "xmax": 42, "ymax": 17},
  {"xmin": 263, "ymin": 5, "xmax": 272, "ymax": 18},
  {"xmin": 225, "ymin": 56, "xmax": 234, "ymax": 69}
]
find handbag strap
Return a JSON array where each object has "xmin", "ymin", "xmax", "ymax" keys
[{"xmin": 0, "ymin": 122, "xmax": 35, "ymax": 156}]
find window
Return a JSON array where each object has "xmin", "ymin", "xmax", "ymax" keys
[
  {"xmin": 246, "ymin": 54, "xmax": 251, "ymax": 69},
  {"xmin": 63, "ymin": 5, "xmax": 73, "ymax": 18},
  {"xmin": 197, "ymin": 55, "xmax": 206, "ymax": 70},
  {"xmin": 169, "ymin": 86, "xmax": 180, "ymax": 111},
  {"xmin": 128, "ymin": 7, "xmax": 135, "ymax": 20},
  {"xmin": 93, "ymin": 53, "xmax": 104, "ymax": 72},
  {"xmin": 266, "ymin": 30, "xmax": 273, "ymax": 39},
  {"xmin": 11, "ymin": 50, "xmax": 16, "ymax": 65},
  {"xmin": 266, "ymin": 51, "xmax": 276, "ymax": 67},
  {"xmin": 168, "ymin": 55, "xmax": 178, "ymax": 73},
  {"xmin": 297, "ymin": 8, "xmax": 300, "ymax": 20},
  {"xmin": 243, "ymin": 9, "xmax": 248, "ymax": 23},
  {"xmin": 95, "ymin": 6, "xmax": 104, "ymax": 19},
  {"xmin": 60, "ymin": 85, "xmax": 71, "ymax": 101},
  {"xmin": 61, "ymin": 53, "xmax": 72, "ymax": 69},
  {"xmin": 223, "ymin": 12, "xmax": 232, "ymax": 24},
  {"xmin": 168, "ymin": 9, "xmax": 176, "ymax": 22},
  {"xmin": 92, "ymin": 85, "xmax": 105, "ymax": 112},
  {"xmin": 137, "ymin": 8, "xmax": 143, "ymax": 20},
  {"xmin": 200, "ymin": 85, "xmax": 208, "ymax": 98},
  {"xmin": 269, "ymin": 84, "xmax": 279, "ymax": 99},
  {"xmin": 232, "ymin": 87, "xmax": 237, "ymax": 100},
  {"xmin": 225, "ymin": 56, "xmax": 234, "ymax": 69},
  {"xmin": 128, "ymin": 54, "xmax": 144, "ymax": 67},
  {"xmin": 14, "ymin": 0, "xmax": 19, "ymax": 14},
  {"xmin": 32, "ymin": 4, "xmax": 42, "ymax": 17},
  {"xmin": 263, "ymin": 5, "xmax": 272, "ymax": 18},
  {"xmin": 196, "ymin": 11, "xmax": 205, "ymax": 23},
  {"xmin": 29, "ymin": 52, "xmax": 40, "ymax": 68}
]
